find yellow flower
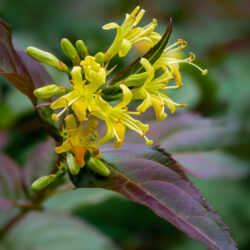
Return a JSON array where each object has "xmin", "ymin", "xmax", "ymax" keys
[
  {"xmin": 103, "ymin": 6, "xmax": 157, "ymax": 60},
  {"xmin": 80, "ymin": 56, "xmax": 106, "ymax": 84},
  {"xmin": 132, "ymin": 58, "xmax": 187, "ymax": 120},
  {"xmin": 50, "ymin": 57, "xmax": 106, "ymax": 122},
  {"xmin": 55, "ymin": 114, "xmax": 100, "ymax": 167},
  {"xmin": 91, "ymin": 84, "xmax": 153, "ymax": 148},
  {"xmin": 153, "ymin": 39, "xmax": 208, "ymax": 88}
]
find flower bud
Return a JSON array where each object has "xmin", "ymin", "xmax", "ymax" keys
[
  {"xmin": 31, "ymin": 175, "xmax": 56, "ymax": 192},
  {"xmin": 26, "ymin": 47, "xmax": 69, "ymax": 73},
  {"xmin": 33, "ymin": 84, "xmax": 68, "ymax": 99},
  {"xmin": 94, "ymin": 52, "xmax": 105, "ymax": 64},
  {"xmin": 61, "ymin": 38, "xmax": 80, "ymax": 65},
  {"xmin": 76, "ymin": 40, "xmax": 88, "ymax": 58},
  {"xmin": 67, "ymin": 153, "xmax": 80, "ymax": 175},
  {"xmin": 88, "ymin": 157, "xmax": 110, "ymax": 177}
]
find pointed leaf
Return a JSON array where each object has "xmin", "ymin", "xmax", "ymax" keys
[
  {"xmin": 0, "ymin": 19, "xmax": 30, "ymax": 76},
  {"xmin": 70, "ymin": 144, "xmax": 237, "ymax": 250},
  {"xmin": 172, "ymin": 151, "xmax": 249, "ymax": 179},
  {"xmin": 1, "ymin": 72, "xmax": 36, "ymax": 105},
  {"xmin": 126, "ymin": 112, "xmax": 249, "ymax": 179},
  {"xmin": 0, "ymin": 152, "xmax": 24, "ymax": 199},
  {"xmin": 109, "ymin": 18, "xmax": 172, "ymax": 85},
  {"xmin": 23, "ymin": 138, "xmax": 57, "ymax": 190},
  {"xmin": 0, "ymin": 19, "xmax": 53, "ymax": 104},
  {"xmin": 17, "ymin": 50, "xmax": 53, "ymax": 88}
]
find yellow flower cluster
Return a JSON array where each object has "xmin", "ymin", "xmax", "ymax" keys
[{"xmin": 28, "ymin": 6, "xmax": 207, "ymax": 173}]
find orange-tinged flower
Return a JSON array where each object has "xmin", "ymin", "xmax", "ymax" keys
[{"xmin": 55, "ymin": 115, "xmax": 100, "ymax": 167}]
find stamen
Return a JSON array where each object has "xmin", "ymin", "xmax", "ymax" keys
[
  {"xmin": 121, "ymin": 118, "xmax": 143, "ymax": 135},
  {"xmin": 187, "ymin": 52, "xmax": 196, "ymax": 62},
  {"xmin": 163, "ymin": 85, "xmax": 180, "ymax": 89},
  {"xmin": 144, "ymin": 135, "xmax": 153, "ymax": 146},
  {"xmin": 187, "ymin": 62, "xmax": 208, "ymax": 75},
  {"xmin": 51, "ymin": 106, "xmax": 67, "ymax": 121},
  {"xmin": 177, "ymin": 39, "xmax": 188, "ymax": 49},
  {"xmin": 164, "ymin": 98, "xmax": 188, "ymax": 107},
  {"xmin": 164, "ymin": 39, "xmax": 188, "ymax": 54},
  {"xmin": 106, "ymin": 64, "xmax": 117, "ymax": 76}
]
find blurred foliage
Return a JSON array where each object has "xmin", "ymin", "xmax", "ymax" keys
[{"xmin": 0, "ymin": 0, "xmax": 250, "ymax": 249}]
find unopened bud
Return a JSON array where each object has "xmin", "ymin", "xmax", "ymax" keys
[
  {"xmin": 33, "ymin": 84, "xmax": 67, "ymax": 99},
  {"xmin": 61, "ymin": 38, "xmax": 80, "ymax": 65},
  {"xmin": 88, "ymin": 157, "xmax": 110, "ymax": 177},
  {"xmin": 31, "ymin": 175, "xmax": 56, "ymax": 192},
  {"xmin": 67, "ymin": 153, "xmax": 80, "ymax": 175},
  {"xmin": 94, "ymin": 52, "xmax": 105, "ymax": 64},
  {"xmin": 26, "ymin": 47, "xmax": 69, "ymax": 73},
  {"xmin": 76, "ymin": 40, "xmax": 88, "ymax": 58}
]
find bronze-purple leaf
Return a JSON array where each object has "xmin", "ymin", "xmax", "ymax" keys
[
  {"xmin": 0, "ymin": 19, "xmax": 53, "ymax": 105},
  {"xmin": 125, "ymin": 112, "xmax": 248, "ymax": 179},
  {"xmin": 23, "ymin": 138, "xmax": 57, "ymax": 190},
  {"xmin": 0, "ymin": 152, "xmax": 24, "ymax": 200},
  {"xmin": 70, "ymin": 144, "xmax": 237, "ymax": 250}
]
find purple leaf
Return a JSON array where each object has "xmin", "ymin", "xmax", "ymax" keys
[
  {"xmin": 17, "ymin": 50, "xmax": 53, "ymax": 88},
  {"xmin": 71, "ymin": 144, "xmax": 237, "ymax": 250},
  {"xmin": 126, "ymin": 112, "xmax": 248, "ymax": 179},
  {"xmin": 0, "ymin": 20, "xmax": 30, "ymax": 76},
  {"xmin": 22, "ymin": 138, "xmax": 58, "ymax": 190},
  {"xmin": 0, "ymin": 198, "xmax": 13, "ymax": 211},
  {"xmin": 172, "ymin": 151, "xmax": 249, "ymax": 179},
  {"xmin": 2, "ymin": 72, "xmax": 36, "ymax": 105},
  {"xmin": 0, "ymin": 19, "xmax": 53, "ymax": 104},
  {"xmin": 0, "ymin": 152, "xmax": 24, "ymax": 199}
]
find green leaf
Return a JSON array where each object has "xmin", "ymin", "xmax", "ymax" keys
[
  {"xmin": 109, "ymin": 18, "xmax": 173, "ymax": 86},
  {"xmin": 2, "ymin": 211, "xmax": 118, "ymax": 250}
]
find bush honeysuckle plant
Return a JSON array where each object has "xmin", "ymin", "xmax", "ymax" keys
[
  {"xmin": 0, "ymin": 6, "xmax": 238, "ymax": 250},
  {"xmin": 28, "ymin": 6, "xmax": 207, "ymax": 175}
]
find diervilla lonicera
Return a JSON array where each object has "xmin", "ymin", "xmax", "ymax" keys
[{"xmin": 26, "ymin": 6, "xmax": 207, "ymax": 187}]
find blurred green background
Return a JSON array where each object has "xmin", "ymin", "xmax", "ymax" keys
[{"xmin": 0, "ymin": 0, "xmax": 250, "ymax": 249}]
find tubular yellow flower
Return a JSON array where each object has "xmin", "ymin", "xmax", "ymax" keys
[
  {"xmin": 80, "ymin": 56, "xmax": 106, "ymax": 85},
  {"xmin": 50, "ymin": 57, "xmax": 107, "ymax": 122},
  {"xmin": 153, "ymin": 39, "xmax": 208, "ymax": 87},
  {"xmin": 28, "ymin": 6, "xmax": 208, "ymax": 180},
  {"xmin": 91, "ymin": 84, "xmax": 152, "ymax": 147},
  {"xmin": 103, "ymin": 6, "xmax": 157, "ymax": 60},
  {"xmin": 55, "ymin": 115, "xmax": 100, "ymax": 167},
  {"xmin": 132, "ymin": 58, "xmax": 187, "ymax": 120}
]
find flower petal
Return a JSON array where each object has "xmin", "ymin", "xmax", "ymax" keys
[{"xmin": 102, "ymin": 22, "xmax": 120, "ymax": 30}]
